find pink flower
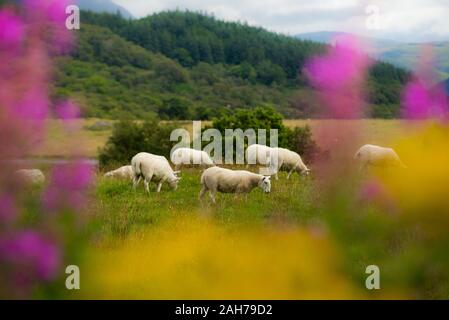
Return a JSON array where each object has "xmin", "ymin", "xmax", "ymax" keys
[
  {"xmin": 0, "ymin": 231, "xmax": 60, "ymax": 281},
  {"xmin": 23, "ymin": 0, "xmax": 73, "ymax": 53},
  {"xmin": 0, "ymin": 10, "xmax": 24, "ymax": 50},
  {"xmin": 402, "ymin": 79, "xmax": 448, "ymax": 120},
  {"xmin": 24, "ymin": 0, "xmax": 69, "ymax": 25},
  {"xmin": 43, "ymin": 161, "xmax": 93, "ymax": 213},
  {"xmin": 14, "ymin": 88, "xmax": 49, "ymax": 121},
  {"xmin": 55, "ymin": 100, "xmax": 80, "ymax": 121},
  {"xmin": 304, "ymin": 35, "xmax": 371, "ymax": 118}
]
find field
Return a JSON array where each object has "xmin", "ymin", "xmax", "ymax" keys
[
  {"xmin": 23, "ymin": 119, "xmax": 449, "ymax": 299},
  {"xmin": 45, "ymin": 119, "xmax": 442, "ymax": 299},
  {"xmin": 31, "ymin": 119, "xmax": 411, "ymax": 158}
]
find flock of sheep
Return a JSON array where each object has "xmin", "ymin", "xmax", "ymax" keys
[
  {"xmin": 101, "ymin": 144, "xmax": 406, "ymax": 203},
  {"xmin": 13, "ymin": 144, "xmax": 405, "ymax": 203}
]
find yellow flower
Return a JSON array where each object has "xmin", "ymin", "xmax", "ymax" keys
[{"xmin": 81, "ymin": 215, "xmax": 365, "ymax": 299}]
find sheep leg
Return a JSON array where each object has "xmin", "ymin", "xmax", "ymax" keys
[
  {"xmin": 359, "ymin": 163, "xmax": 367, "ymax": 173},
  {"xmin": 133, "ymin": 175, "xmax": 141, "ymax": 190},
  {"xmin": 209, "ymin": 190, "xmax": 216, "ymax": 203},
  {"xmin": 199, "ymin": 186, "xmax": 207, "ymax": 200},
  {"xmin": 287, "ymin": 167, "xmax": 295, "ymax": 180},
  {"xmin": 144, "ymin": 173, "xmax": 153, "ymax": 195},
  {"xmin": 156, "ymin": 181, "xmax": 163, "ymax": 193}
]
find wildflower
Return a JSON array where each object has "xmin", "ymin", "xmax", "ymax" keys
[
  {"xmin": 0, "ymin": 231, "xmax": 60, "ymax": 282},
  {"xmin": 43, "ymin": 161, "xmax": 93, "ymax": 213},
  {"xmin": 0, "ymin": 9, "xmax": 24, "ymax": 50}
]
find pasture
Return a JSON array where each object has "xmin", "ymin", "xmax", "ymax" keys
[{"xmin": 32, "ymin": 119, "xmax": 449, "ymax": 299}]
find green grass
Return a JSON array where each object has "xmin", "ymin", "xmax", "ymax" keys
[{"xmin": 92, "ymin": 168, "xmax": 319, "ymax": 244}]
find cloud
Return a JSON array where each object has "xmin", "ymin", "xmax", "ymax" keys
[{"xmin": 112, "ymin": 0, "xmax": 449, "ymax": 42}]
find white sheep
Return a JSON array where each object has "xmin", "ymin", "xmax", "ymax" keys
[
  {"xmin": 199, "ymin": 166, "xmax": 271, "ymax": 203},
  {"xmin": 354, "ymin": 144, "xmax": 407, "ymax": 170},
  {"xmin": 104, "ymin": 165, "xmax": 134, "ymax": 180},
  {"xmin": 170, "ymin": 147, "xmax": 215, "ymax": 170},
  {"xmin": 246, "ymin": 144, "xmax": 310, "ymax": 180},
  {"xmin": 131, "ymin": 152, "xmax": 181, "ymax": 194},
  {"xmin": 15, "ymin": 169, "xmax": 45, "ymax": 185}
]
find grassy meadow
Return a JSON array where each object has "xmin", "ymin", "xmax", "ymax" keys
[{"xmin": 29, "ymin": 119, "xmax": 449, "ymax": 299}]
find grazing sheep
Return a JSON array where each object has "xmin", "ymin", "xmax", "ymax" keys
[
  {"xmin": 246, "ymin": 144, "xmax": 310, "ymax": 180},
  {"xmin": 104, "ymin": 165, "xmax": 134, "ymax": 180},
  {"xmin": 131, "ymin": 152, "xmax": 181, "ymax": 194},
  {"xmin": 170, "ymin": 147, "xmax": 215, "ymax": 170},
  {"xmin": 199, "ymin": 166, "xmax": 271, "ymax": 203},
  {"xmin": 354, "ymin": 144, "xmax": 407, "ymax": 170},
  {"xmin": 15, "ymin": 169, "xmax": 45, "ymax": 185}
]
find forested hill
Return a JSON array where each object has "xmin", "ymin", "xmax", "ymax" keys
[{"xmin": 53, "ymin": 10, "xmax": 410, "ymax": 119}]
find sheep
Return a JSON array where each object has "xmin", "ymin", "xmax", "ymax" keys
[
  {"xmin": 199, "ymin": 166, "xmax": 271, "ymax": 203},
  {"xmin": 131, "ymin": 152, "xmax": 181, "ymax": 194},
  {"xmin": 246, "ymin": 144, "xmax": 310, "ymax": 180},
  {"xmin": 170, "ymin": 147, "xmax": 215, "ymax": 170},
  {"xmin": 104, "ymin": 165, "xmax": 134, "ymax": 180},
  {"xmin": 15, "ymin": 169, "xmax": 45, "ymax": 185},
  {"xmin": 354, "ymin": 144, "xmax": 407, "ymax": 171}
]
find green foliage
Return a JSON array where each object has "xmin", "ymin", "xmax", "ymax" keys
[
  {"xmin": 256, "ymin": 60, "xmax": 287, "ymax": 85},
  {"xmin": 98, "ymin": 119, "xmax": 178, "ymax": 168},
  {"xmin": 54, "ymin": 24, "xmax": 298, "ymax": 118},
  {"xmin": 370, "ymin": 104, "xmax": 400, "ymax": 119},
  {"xmin": 159, "ymin": 97, "xmax": 191, "ymax": 120},
  {"xmin": 54, "ymin": 10, "xmax": 411, "ymax": 119},
  {"xmin": 208, "ymin": 106, "xmax": 319, "ymax": 161},
  {"xmin": 287, "ymin": 126, "xmax": 320, "ymax": 163}
]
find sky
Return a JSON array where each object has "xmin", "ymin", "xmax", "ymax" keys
[{"xmin": 113, "ymin": 0, "xmax": 449, "ymax": 43}]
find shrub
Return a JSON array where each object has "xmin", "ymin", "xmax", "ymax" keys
[
  {"xmin": 98, "ymin": 119, "xmax": 178, "ymax": 168},
  {"xmin": 206, "ymin": 106, "xmax": 319, "ymax": 162},
  {"xmin": 286, "ymin": 125, "xmax": 320, "ymax": 163}
]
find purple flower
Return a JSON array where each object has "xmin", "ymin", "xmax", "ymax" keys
[
  {"xmin": 55, "ymin": 100, "xmax": 80, "ymax": 121},
  {"xmin": 23, "ymin": 0, "xmax": 74, "ymax": 54},
  {"xmin": 402, "ymin": 79, "xmax": 448, "ymax": 120},
  {"xmin": 14, "ymin": 88, "xmax": 49, "ymax": 122},
  {"xmin": 43, "ymin": 161, "xmax": 93, "ymax": 213},
  {"xmin": 24, "ymin": 0, "xmax": 69, "ymax": 24},
  {"xmin": 0, "ymin": 231, "xmax": 60, "ymax": 281},
  {"xmin": 0, "ymin": 10, "xmax": 24, "ymax": 50},
  {"xmin": 304, "ymin": 35, "xmax": 371, "ymax": 118}
]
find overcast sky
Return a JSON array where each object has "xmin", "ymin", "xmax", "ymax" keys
[{"xmin": 112, "ymin": 0, "xmax": 449, "ymax": 43}]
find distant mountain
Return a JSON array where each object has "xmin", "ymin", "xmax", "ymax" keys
[
  {"xmin": 296, "ymin": 32, "xmax": 449, "ymax": 80},
  {"xmin": 76, "ymin": 0, "xmax": 133, "ymax": 19},
  {"xmin": 372, "ymin": 42, "xmax": 449, "ymax": 81},
  {"xmin": 296, "ymin": 31, "xmax": 399, "ymax": 48}
]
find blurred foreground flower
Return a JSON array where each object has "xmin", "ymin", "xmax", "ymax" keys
[
  {"xmin": 304, "ymin": 35, "xmax": 371, "ymax": 119},
  {"xmin": 0, "ymin": 9, "xmax": 24, "ymax": 50},
  {"xmin": 0, "ymin": 1, "xmax": 90, "ymax": 298},
  {"xmin": 43, "ymin": 162, "xmax": 93, "ymax": 213},
  {"xmin": 402, "ymin": 80, "xmax": 448, "ymax": 120},
  {"xmin": 82, "ymin": 216, "xmax": 401, "ymax": 299},
  {"xmin": 376, "ymin": 124, "xmax": 449, "ymax": 232}
]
